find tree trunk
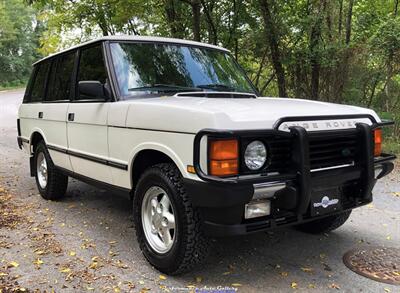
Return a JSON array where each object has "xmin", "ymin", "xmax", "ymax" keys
[
  {"xmin": 258, "ymin": 0, "xmax": 287, "ymax": 97},
  {"xmin": 345, "ymin": 0, "xmax": 354, "ymax": 44},
  {"xmin": 191, "ymin": 0, "xmax": 201, "ymax": 41},
  {"xmin": 227, "ymin": 0, "xmax": 240, "ymax": 49},
  {"xmin": 254, "ymin": 49, "xmax": 268, "ymax": 88},
  {"xmin": 260, "ymin": 72, "xmax": 276, "ymax": 94},
  {"xmin": 367, "ymin": 77, "xmax": 379, "ymax": 108},
  {"xmin": 165, "ymin": 0, "xmax": 184, "ymax": 38},
  {"xmin": 99, "ymin": 23, "xmax": 109, "ymax": 36},
  {"xmin": 334, "ymin": 0, "xmax": 353, "ymax": 103},
  {"xmin": 201, "ymin": 0, "xmax": 218, "ymax": 44},
  {"xmin": 309, "ymin": 0, "xmax": 325, "ymax": 101},
  {"xmin": 381, "ymin": 0, "xmax": 399, "ymax": 106},
  {"xmin": 128, "ymin": 19, "xmax": 139, "ymax": 35},
  {"xmin": 338, "ymin": 0, "xmax": 343, "ymax": 37},
  {"xmin": 179, "ymin": 0, "xmax": 201, "ymax": 41}
]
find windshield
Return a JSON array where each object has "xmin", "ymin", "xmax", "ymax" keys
[{"xmin": 109, "ymin": 42, "xmax": 256, "ymax": 98}]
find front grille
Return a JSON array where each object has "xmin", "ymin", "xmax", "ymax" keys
[
  {"xmin": 268, "ymin": 137, "xmax": 292, "ymax": 172},
  {"xmin": 308, "ymin": 130, "xmax": 359, "ymax": 170},
  {"xmin": 240, "ymin": 129, "xmax": 360, "ymax": 175}
]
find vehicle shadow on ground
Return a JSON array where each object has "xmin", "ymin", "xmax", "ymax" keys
[{"xmin": 54, "ymin": 179, "xmax": 382, "ymax": 288}]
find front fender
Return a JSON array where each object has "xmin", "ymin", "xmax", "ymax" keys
[{"xmin": 128, "ymin": 142, "xmax": 189, "ymax": 185}]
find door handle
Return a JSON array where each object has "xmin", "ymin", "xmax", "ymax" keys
[
  {"xmin": 68, "ymin": 113, "xmax": 75, "ymax": 121},
  {"xmin": 38, "ymin": 112, "xmax": 43, "ymax": 119}
]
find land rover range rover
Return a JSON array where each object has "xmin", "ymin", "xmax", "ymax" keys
[{"xmin": 17, "ymin": 36, "xmax": 396, "ymax": 274}]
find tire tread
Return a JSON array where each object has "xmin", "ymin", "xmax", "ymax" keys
[
  {"xmin": 134, "ymin": 163, "xmax": 209, "ymax": 275},
  {"xmin": 35, "ymin": 142, "xmax": 68, "ymax": 200},
  {"xmin": 296, "ymin": 210, "xmax": 352, "ymax": 234}
]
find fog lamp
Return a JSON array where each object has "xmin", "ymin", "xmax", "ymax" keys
[{"xmin": 244, "ymin": 200, "xmax": 271, "ymax": 219}]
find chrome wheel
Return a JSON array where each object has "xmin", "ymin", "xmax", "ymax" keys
[
  {"xmin": 141, "ymin": 186, "xmax": 176, "ymax": 254},
  {"xmin": 36, "ymin": 152, "xmax": 48, "ymax": 189}
]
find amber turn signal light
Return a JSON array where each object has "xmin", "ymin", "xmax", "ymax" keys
[
  {"xmin": 209, "ymin": 139, "xmax": 238, "ymax": 176},
  {"xmin": 374, "ymin": 128, "xmax": 382, "ymax": 157}
]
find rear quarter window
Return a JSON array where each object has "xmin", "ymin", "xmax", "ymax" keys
[
  {"xmin": 23, "ymin": 67, "xmax": 37, "ymax": 103},
  {"xmin": 30, "ymin": 61, "xmax": 50, "ymax": 103}
]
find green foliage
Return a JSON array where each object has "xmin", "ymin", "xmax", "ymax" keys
[
  {"xmin": 1, "ymin": 0, "xmax": 399, "ymax": 145},
  {"xmin": 0, "ymin": 0, "xmax": 42, "ymax": 86}
]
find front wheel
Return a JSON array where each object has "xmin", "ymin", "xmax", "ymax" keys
[
  {"xmin": 295, "ymin": 210, "xmax": 352, "ymax": 234},
  {"xmin": 133, "ymin": 163, "xmax": 209, "ymax": 275}
]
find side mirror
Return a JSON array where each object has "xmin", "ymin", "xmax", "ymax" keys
[{"xmin": 78, "ymin": 81, "xmax": 109, "ymax": 100}]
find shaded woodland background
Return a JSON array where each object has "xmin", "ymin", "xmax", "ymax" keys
[{"xmin": 1, "ymin": 0, "xmax": 399, "ymax": 150}]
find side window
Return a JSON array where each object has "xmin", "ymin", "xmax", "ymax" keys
[
  {"xmin": 23, "ymin": 66, "xmax": 37, "ymax": 103},
  {"xmin": 30, "ymin": 61, "xmax": 50, "ymax": 103},
  {"xmin": 76, "ymin": 45, "xmax": 108, "ymax": 100},
  {"xmin": 46, "ymin": 52, "xmax": 76, "ymax": 102}
]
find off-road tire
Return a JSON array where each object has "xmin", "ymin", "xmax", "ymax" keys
[
  {"xmin": 133, "ymin": 163, "xmax": 209, "ymax": 275},
  {"xmin": 34, "ymin": 141, "xmax": 68, "ymax": 200},
  {"xmin": 295, "ymin": 210, "xmax": 352, "ymax": 234}
]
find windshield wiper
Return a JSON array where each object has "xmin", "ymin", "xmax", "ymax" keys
[
  {"xmin": 196, "ymin": 83, "xmax": 236, "ymax": 91},
  {"xmin": 128, "ymin": 84, "xmax": 202, "ymax": 92}
]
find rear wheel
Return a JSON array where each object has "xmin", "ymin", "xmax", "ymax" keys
[
  {"xmin": 133, "ymin": 163, "xmax": 209, "ymax": 275},
  {"xmin": 295, "ymin": 210, "xmax": 352, "ymax": 234},
  {"xmin": 34, "ymin": 141, "xmax": 68, "ymax": 200}
]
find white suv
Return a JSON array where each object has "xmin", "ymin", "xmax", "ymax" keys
[{"xmin": 17, "ymin": 36, "xmax": 396, "ymax": 275}]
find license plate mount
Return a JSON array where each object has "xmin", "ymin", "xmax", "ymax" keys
[{"xmin": 310, "ymin": 187, "xmax": 342, "ymax": 216}]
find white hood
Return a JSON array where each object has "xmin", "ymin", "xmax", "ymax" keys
[{"xmin": 124, "ymin": 95, "xmax": 379, "ymax": 133}]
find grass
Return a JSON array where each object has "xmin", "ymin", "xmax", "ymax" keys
[
  {"xmin": 383, "ymin": 138, "xmax": 400, "ymax": 155},
  {"xmin": 0, "ymin": 81, "xmax": 26, "ymax": 91}
]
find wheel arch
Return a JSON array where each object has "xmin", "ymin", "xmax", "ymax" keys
[
  {"xmin": 29, "ymin": 129, "xmax": 47, "ymax": 155},
  {"xmin": 28, "ymin": 130, "xmax": 47, "ymax": 177},
  {"xmin": 129, "ymin": 144, "xmax": 188, "ymax": 191}
]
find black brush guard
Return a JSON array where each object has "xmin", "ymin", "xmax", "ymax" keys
[{"xmin": 193, "ymin": 114, "xmax": 396, "ymax": 217}]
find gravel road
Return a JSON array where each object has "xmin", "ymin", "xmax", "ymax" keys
[{"xmin": 0, "ymin": 89, "xmax": 399, "ymax": 292}]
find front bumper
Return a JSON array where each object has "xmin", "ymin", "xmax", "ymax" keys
[
  {"xmin": 184, "ymin": 157, "xmax": 394, "ymax": 236},
  {"xmin": 186, "ymin": 116, "xmax": 396, "ymax": 237}
]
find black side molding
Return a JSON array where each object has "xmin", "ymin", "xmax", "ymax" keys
[{"xmin": 47, "ymin": 144, "xmax": 128, "ymax": 171}]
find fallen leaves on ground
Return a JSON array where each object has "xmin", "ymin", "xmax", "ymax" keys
[
  {"xmin": 280, "ymin": 271, "xmax": 289, "ymax": 277},
  {"xmin": 113, "ymin": 259, "xmax": 128, "ymax": 269},
  {"xmin": 33, "ymin": 258, "xmax": 44, "ymax": 269},
  {"xmin": 0, "ymin": 239, "xmax": 13, "ymax": 249},
  {"xmin": 29, "ymin": 231, "xmax": 63, "ymax": 255},
  {"xmin": 328, "ymin": 283, "xmax": 340, "ymax": 290},
  {"xmin": 301, "ymin": 267, "xmax": 314, "ymax": 273},
  {"xmin": 0, "ymin": 265, "xmax": 30, "ymax": 292},
  {"xmin": 59, "ymin": 267, "xmax": 71, "ymax": 274},
  {"xmin": 8, "ymin": 261, "xmax": 19, "ymax": 268},
  {"xmin": 0, "ymin": 187, "xmax": 25, "ymax": 229}
]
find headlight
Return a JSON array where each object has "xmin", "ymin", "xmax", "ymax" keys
[{"xmin": 244, "ymin": 140, "xmax": 267, "ymax": 170}]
